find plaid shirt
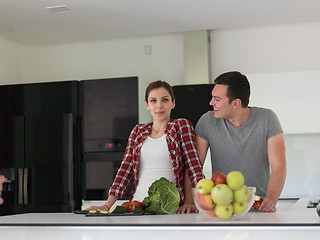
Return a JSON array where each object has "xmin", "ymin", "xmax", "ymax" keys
[{"xmin": 108, "ymin": 118, "xmax": 204, "ymax": 205}]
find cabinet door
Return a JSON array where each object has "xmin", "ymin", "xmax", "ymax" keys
[
  {"xmin": 0, "ymin": 116, "xmax": 24, "ymax": 168},
  {"xmin": 24, "ymin": 114, "xmax": 74, "ymax": 212},
  {"xmin": 24, "ymin": 81, "xmax": 78, "ymax": 115},
  {"xmin": 0, "ymin": 85, "xmax": 24, "ymax": 116},
  {"xmin": 172, "ymin": 84, "xmax": 214, "ymax": 127},
  {"xmin": 0, "ymin": 116, "xmax": 24, "ymax": 215},
  {"xmin": 80, "ymin": 77, "xmax": 139, "ymax": 152}
]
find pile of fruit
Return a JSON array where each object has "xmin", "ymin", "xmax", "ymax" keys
[{"xmin": 195, "ymin": 171, "xmax": 254, "ymax": 219}]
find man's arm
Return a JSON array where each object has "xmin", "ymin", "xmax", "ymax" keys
[
  {"xmin": 260, "ymin": 133, "xmax": 287, "ymax": 212},
  {"xmin": 195, "ymin": 135, "xmax": 210, "ymax": 165},
  {"xmin": 177, "ymin": 135, "xmax": 209, "ymax": 214}
]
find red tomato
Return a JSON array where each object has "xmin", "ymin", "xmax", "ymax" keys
[
  {"xmin": 129, "ymin": 200, "xmax": 144, "ymax": 212},
  {"xmin": 121, "ymin": 201, "xmax": 131, "ymax": 209}
]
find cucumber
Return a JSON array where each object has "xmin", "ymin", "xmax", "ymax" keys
[
  {"xmin": 89, "ymin": 209, "xmax": 98, "ymax": 214},
  {"xmin": 133, "ymin": 205, "xmax": 143, "ymax": 214},
  {"xmin": 98, "ymin": 209, "xmax": 110, "ymax": 214},
  {"xmin": 109, "ymin": 205, "xmax": 130, "ymax": 214}
]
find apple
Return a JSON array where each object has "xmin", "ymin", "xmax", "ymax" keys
[
  {"xmin": 215, "ymin": 204, "xmax": 233, "ymax": 219},
  {"xmin": 196, "ymin": 178, "xmax": 214, "ymax": 194},
  {"xmin": 211, "ymin": 184, "xmax": 233, "ymax": 206},
  {"xmin": 205, "ymin": 208, "xmax": 217, "ymax": 217},
  {"xmin": 226, "ymin": 171, "xmax": 244, "ymax": 190},
  {"xmin": 211, "ymin": 172, "xmax": 227, "ymax": 186},
  {"xmin": 252, "ymin": 196, "xmax": 264, "ymax": 210},
  {"xmin": 233, "ymin": 185, "xmax": 251, "ymax": 202},
  {"xmin": 233, "ymin": 201, "xmax": 248, "ymax": 215},
  {"xmin": 194, "ymin": 191, "xmax": 215, "ymax": 210}
]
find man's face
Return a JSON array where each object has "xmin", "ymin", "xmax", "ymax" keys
[{"xmin": 209, "ymin": 84, "xmax": 235, "ymax": 119}]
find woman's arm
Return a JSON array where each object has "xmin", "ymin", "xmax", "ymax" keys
[
  {"xmin": 84, "ymin": 195, "xmax": 118, "ymax": 211},
  {"xmin": 84, "ymin": 125, "xmax": 139, "ymax": 211},
  {"xmin": 176, "ymin": 120, "xmax": 207, "ymax": 214}
]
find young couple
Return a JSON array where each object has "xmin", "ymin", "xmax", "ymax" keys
[{"xmin": 85, "ymin": 71, "xmax": 286, "ymax": 214}]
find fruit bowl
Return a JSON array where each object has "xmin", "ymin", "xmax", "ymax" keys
[{"xmin": 194, "ymin": 186, "xmax": 256, "ymax": 220}]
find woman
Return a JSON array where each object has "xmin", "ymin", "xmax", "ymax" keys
[{"xmin": 85, "ymin": 80, "xmax": 204, "ymax": 213}]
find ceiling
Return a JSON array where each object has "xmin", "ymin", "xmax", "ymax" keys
[{"xmin": 1, "ymin": 0, "xmax": 320, "ymax": 45}]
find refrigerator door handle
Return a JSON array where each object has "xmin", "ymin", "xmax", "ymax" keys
[
  {"xmin": 23, "ymin": 168, "xmax": 28, "ymax": 204},
  {"xmin": 18, "ymin": 168, "xmax": 24, "ymax": 204}
]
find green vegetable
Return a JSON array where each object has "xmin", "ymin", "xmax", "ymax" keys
[
  {"xmin": 88, "ymin": 209, "xmax": 98, "ymax": 214},
  {"xmin": 109, "ymin": 205, "xmax": 130, "ymax": 214},
  {"xmin": 142, "ymin": 177, "xmax": 180, "ymax": 215},
  {"xmin": 98, "ymin": 209, "xmax": 109, "ymax": 214},
  {"xmin": 132, "ymin": 205, "xmax": 143, "ymax": 214}
]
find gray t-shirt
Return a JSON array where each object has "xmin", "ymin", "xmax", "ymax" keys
[{"xmin": 195, "ymin": 107, "xmax": 283, "ymax": 197}]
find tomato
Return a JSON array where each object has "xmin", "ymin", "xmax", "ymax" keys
[
  {"xmin": 121, "ymin": 201, "xmax": 131, "ymax": 209},
  {"xmin": 129, "ymin": 200, "xmax": 144, "ymax": 212}
]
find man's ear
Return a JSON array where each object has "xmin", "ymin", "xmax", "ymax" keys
[{"xmin": 233, "ymin": 99, "xmax": 242, "ymax": 109}]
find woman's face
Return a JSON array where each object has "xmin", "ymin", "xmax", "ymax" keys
[{"xmin": 145, "ymin": 87, "xmax": 175, "ymax": 122}]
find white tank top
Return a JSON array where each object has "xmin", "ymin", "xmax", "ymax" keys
[{"xmin": 132, "ymin": 134, "xmax": 175, "ymax": 202}]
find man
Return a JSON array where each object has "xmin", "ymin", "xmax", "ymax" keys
[
  {"xmin": 194, "ymin": 71, "xmax": 286, "ymax": 213},
  {"xmin": 0, "ymin": 174, "xmax": 5, "ymax": 205}
]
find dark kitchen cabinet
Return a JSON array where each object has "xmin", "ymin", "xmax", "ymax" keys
[
  {"xmin": 0, "ymin": 77, "xmax": 140, "ymax": 215},
  {"xmin": 171, "ymin": 84, "xmax": 214, "ymax": 127},
  {"xmin": 0, "ymin": 81, "xmax": 81, "ymax": 216},
  {"xmin": 80, "ymin": 77, "xmax": 139, "ymax": 200}
]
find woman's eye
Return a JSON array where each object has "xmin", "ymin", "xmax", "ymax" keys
[
  {"xmin": 150, "ymin": 99, "xmax": 156, "ymax": 103},
  {"xmin": 162, "ymin": 98, "xmax": 169, "ymax": 102}
]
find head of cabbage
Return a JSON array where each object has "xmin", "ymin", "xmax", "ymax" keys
[{"xmin": 142, "ymin": 177, "xmax": 180, "ymax": 215}]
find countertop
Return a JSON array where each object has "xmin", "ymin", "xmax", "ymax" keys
[
  {"xmin": 0, "ymin": 198, "xmax": 319, "ymax": 226},
  {"xmin": 0, "ymin": 198, "xmax": 319, "ymax": 240}
]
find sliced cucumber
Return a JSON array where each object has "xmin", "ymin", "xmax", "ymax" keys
[
  {"xmin": 98, "ymin": 209, "xmax": 110, "ymax": 214},
  {"xmin": 109, "ymin": 205, "xmax": 130, "ymax": 214},
  {"xmin": 89, "ymin": 209, "xmax": 98, "ymax": 214}
]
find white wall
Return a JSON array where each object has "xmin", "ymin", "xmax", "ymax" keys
[
  {"xmin": 0, "ymin": 35, "xmax": 22, "ymax": 84},
  {"xmin": 210, "ymin": 21, "xmax": 320, "ymax": 198},
  {"xmin": 210, "ymin": 21, "xmax": 320, "ymax": 78},
  {"xmin": 20, "ymin": 34, "xmax": 184, "ymax": 86}
]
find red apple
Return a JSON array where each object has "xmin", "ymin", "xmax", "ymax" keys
[
  {"xmin": 205, "ymin": 208, "xmax": 217, "ymax": 217},
  {"xmin": 211, "ymin": 172, "xmax": 227, "ymax": 186},
  {"xmin": 195, "ymin": 191, "xmax": 215, "ymax": 210},
  {"xmin": 252, "ymin": 196, "xmax": 264, "ymax": 210}
]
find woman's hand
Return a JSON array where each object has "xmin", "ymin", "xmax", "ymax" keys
[
  {"xmin": 176, "ymin": 203, "xmax": 199, "ymax": 214},
  {"xmin": 84, "ymin": 205, "xmax": 110, "ymax": 211}
]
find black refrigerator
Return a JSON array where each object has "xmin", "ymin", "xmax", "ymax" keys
[{"xmin": 0, "ymin": 81, "xmax": 81, "ymax": 216}]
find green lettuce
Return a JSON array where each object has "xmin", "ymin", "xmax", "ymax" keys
[{"xmin": 142, "ymin": 177, "xmax": 180, "ymax": 215}]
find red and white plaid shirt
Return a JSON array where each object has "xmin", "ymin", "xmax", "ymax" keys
[{"xmin": 108, "ymin": 118, "xmax": 205, "ymax": 205}]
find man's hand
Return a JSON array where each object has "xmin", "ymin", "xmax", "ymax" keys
[
  {"xmin": 259, "ymin": 196, "xmax": 276, "ymax": 212},
  {"xmin": 176, "ymin": 203, "xmax": 199, "ymax": 214}
]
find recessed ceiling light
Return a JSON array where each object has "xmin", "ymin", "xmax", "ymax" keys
[{"xmin": 45, "ymin": 5, "xmax": 73, "ymax": 14}]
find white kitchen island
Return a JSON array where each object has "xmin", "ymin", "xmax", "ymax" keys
[{"xmin": 0, "ymin": 198, "xmax": 319, "ymax": 240}]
